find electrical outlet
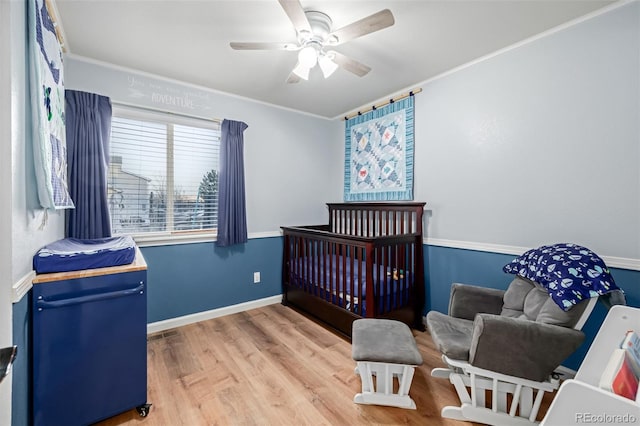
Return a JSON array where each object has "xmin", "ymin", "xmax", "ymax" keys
[{"xmin": 253, "ymin": 272, "xmax": 261, "ymax": 284}]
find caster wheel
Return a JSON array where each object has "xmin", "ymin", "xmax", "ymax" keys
[{"xmin": 136, "ymin": 403, "xmax": 152, "ymax": 417}]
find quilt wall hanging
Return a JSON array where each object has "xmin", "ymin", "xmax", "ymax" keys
[
  {"xmin": 344, "ymin": 95, "xmax": 414, "ymax": 201},
  {"xmin": 29, "ymin": 0, "xmax": 74, "ymax": 210}
]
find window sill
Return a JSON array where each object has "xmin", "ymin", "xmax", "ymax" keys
[
  {"xmin": 128, "ymin": 230, "xmax": 282, "ymax": 248},
  {"xmin": 132, "ymin": 231, "xmax": 218, "ymax": 248}
]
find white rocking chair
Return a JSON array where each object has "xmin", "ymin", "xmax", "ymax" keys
[{"xmin": 426, "ymin": 277, "xmax": 598, "ymax": 426}]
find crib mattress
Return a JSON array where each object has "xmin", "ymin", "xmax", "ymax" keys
[
  {"xmin": 33, "ymin": 236, "xmax": 136, "ymax": 274},
  {"xmin": 289, "ymin": 255, "xmax": 412, "ymax": 314}
]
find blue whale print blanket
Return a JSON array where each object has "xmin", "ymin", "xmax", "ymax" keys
[{"xmin": 503, "ymin": 243, "xmax": 621, "ymax": 311}]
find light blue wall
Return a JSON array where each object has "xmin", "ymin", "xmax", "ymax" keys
[{"xmin": 412, "ymin": 1, "xmax": 639, "ymax": 261}]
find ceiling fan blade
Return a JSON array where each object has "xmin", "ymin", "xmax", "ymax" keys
[
  {"xmin": 329, "ymin": 9, "xmax": 395, "ymax": 45},
  {"xmin": 278, "ymin": 0, "xmax": 311, "ymax": 34},
  {"xmin": 230, "ymin": 42, "xmax": 298, "ymax": 51},
  {"xmin": 286, "ymin": 72, "xmax": 302, "ymax": 84},
  {"xmin": 328, "ymin": 51, "xmax": 371, "ymax": 77}
]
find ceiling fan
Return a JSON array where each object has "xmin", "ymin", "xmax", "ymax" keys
[{"xmin": 229, "ymin": 0, "xmax": 395, "ymax": 83}]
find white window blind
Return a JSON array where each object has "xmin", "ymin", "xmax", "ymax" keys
[{"xmin": 109, "ymin": 106, "xmax": 220, "ymax": 237}]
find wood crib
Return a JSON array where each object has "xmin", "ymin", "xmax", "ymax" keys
[{"xmin": 281, "ymin": 202, "xmax": 426, "ymax": 338}]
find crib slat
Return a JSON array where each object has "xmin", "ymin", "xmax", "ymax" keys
[
  {"xmin": 364, "ymin": 244, "xmax": 373, "ymax": 317},
  {"xmin": 321, "ymin": 240, "xmax": 327, "ymax": 301},
  {"xmin": 307, "ymin": 239, "xmax": 312, "ymax": 294},
  {"xmin": 409, "ymin": 211, "xmax": 414, "ymax": 234},
  {"xmin": 352, "ymin": 210, "xmax": 357, "ymax": 236},
  {"xmin": 328, "ymin": 242, "xmax": 333, "ymax": 302},
  {"xmin": 383, "ymin": 244, "xmax": 389, "ymax": 314},
  {"xmin": 391, "ymin": 244, "xmax": 396, "ymax": 312},
  {"xmin": 358, "ymin": 248, "xmax": 367, "ymax": 317},
  {"xmin": 391, "ymin": 211, "xmax": 396, "ymax": 236},
  {"xmin": 298, "ymin": 236, "xmax": 304, "ymax": 291},
  {"xmin": 400, "ymin": 242, "xmax": 406, "ymax": 307},
  {"xmin": 341, "ymin": 243, "xmax": 347, "ymax": 309},
  {"xmin": 313, "ymin": 240, "xmax": 317, "ymax": 293},
  {"xmin": 375, "ymin": 246, "xmax": 382, "ymax": 316},
  {"xmin": 365, "ymin": 211, "xmax": 369, "ymax": 236},
  {"xmin": 302, "ymin": 238, "xmax": 307, "ymax": 291},
  {"xmin": 350, "ymin": 246, "xmax": 355, "ymax": 313},
  {"xmin": 292, "ymin": 236, "xmax": 298, "ymax": 290},
  {"xmin": 317, "ymin": 239, "xmax": 323, "ymax": 299}
]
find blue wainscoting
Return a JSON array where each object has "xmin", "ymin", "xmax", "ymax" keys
[
  {"xmin": 11, "ymin": 293, "xmax": 31, "ymax": 426},
  {"xmin": 140, "ymin": 237, "xmax": 283, "ymax": 323},
  {"xmin": 424, "ymin": 244, "xmax": 640, "ymax": 371}
]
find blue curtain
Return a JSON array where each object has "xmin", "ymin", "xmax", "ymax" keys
[
  {"xmin": 65, "ymin": 90, "xmax": 112, "ymax": 239},
  {"xmin": 216, "ymin": 119, "xmax": 248, "ymax": 247}
]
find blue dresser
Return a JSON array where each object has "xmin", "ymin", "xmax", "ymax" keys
[{"xmin": 32, "ymin": 248, "xmax": 149, "ymax": 425}]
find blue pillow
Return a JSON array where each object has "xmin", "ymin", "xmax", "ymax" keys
[{"xmin": 503, "ymin": 243, "xmax": 620, "ymax": 311}]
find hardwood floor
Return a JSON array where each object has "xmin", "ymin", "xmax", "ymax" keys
[{"xmin": 96, "ymin": 304, "xmax": 553, "ymax": 426}]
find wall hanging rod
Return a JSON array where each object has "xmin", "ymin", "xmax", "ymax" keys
[
  {"xmin": 343, "ymin": 87, "xmax": 422, "ymax": 121},
  {"xmin": 45, "ymin": 0, "xmax": 67, "ymax": 52}
]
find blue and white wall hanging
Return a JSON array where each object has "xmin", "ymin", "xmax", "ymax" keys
[
  {"xmin": 29, "ymin": 0, "xmax": 74, "ymax": 210},
  {"xmin": 344, "ymin": 94, "xmax": 415, "ymax": 201}
]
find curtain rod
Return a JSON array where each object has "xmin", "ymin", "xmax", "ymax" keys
[
  {"xmin": 112, "ymin": 101, "xmax": 222, "ymax": 124},
  {"xmin": 45, "ymin": 0, "xmax": 67, "ymax": 53},
  {"xmin": 343, "ymin": 87, "xmax": 422, "ymax": 121}
]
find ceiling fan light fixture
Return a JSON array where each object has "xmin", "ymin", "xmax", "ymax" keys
[
  {"xmin": 297, "ymin": 45, "xmax": 318, "ymax": 68},
  {"xmin": 318, "ymin": 54, "xmax": 338, "ymax": 78},
  {"xmin": 230, "ymin": 1, "xmax": 395, "ymax": 84},
  {"xmin": 292, "ymin": 62, "xmax": 311, "ymax": 80}
]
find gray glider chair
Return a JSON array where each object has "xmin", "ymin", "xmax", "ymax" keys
[{"xmin": 426, "ymin": 276, "xmax": 597, "ymax": 426}]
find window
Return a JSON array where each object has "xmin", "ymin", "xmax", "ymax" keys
[{"xmin": 109, "ymin": 106, "xmax": 220, "ymax": 239}]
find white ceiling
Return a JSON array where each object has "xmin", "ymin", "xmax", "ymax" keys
[{"xmin": 55, "ymin": 0, "xmax": 615, "ymax": 119}]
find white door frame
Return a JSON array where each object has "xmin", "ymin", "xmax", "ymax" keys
[{"xmin": 0, "ymin": 1, "xmax": 14, "ymax": 423}]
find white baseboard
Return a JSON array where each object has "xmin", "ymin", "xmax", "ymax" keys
[
  {"xmin": 424, "ymin": 238, "xmax": 640, "ymax": 271},
  {"xmin": 147, "ymin": 294, "xmax": 282, "ymax": 334},
  {"xmin": 554, "ymin": 365, "xmax": 577, "ymax": 380},
  {"xmin": 12, "ymin": 271, "xmax": 35, "ymax": 303}
]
